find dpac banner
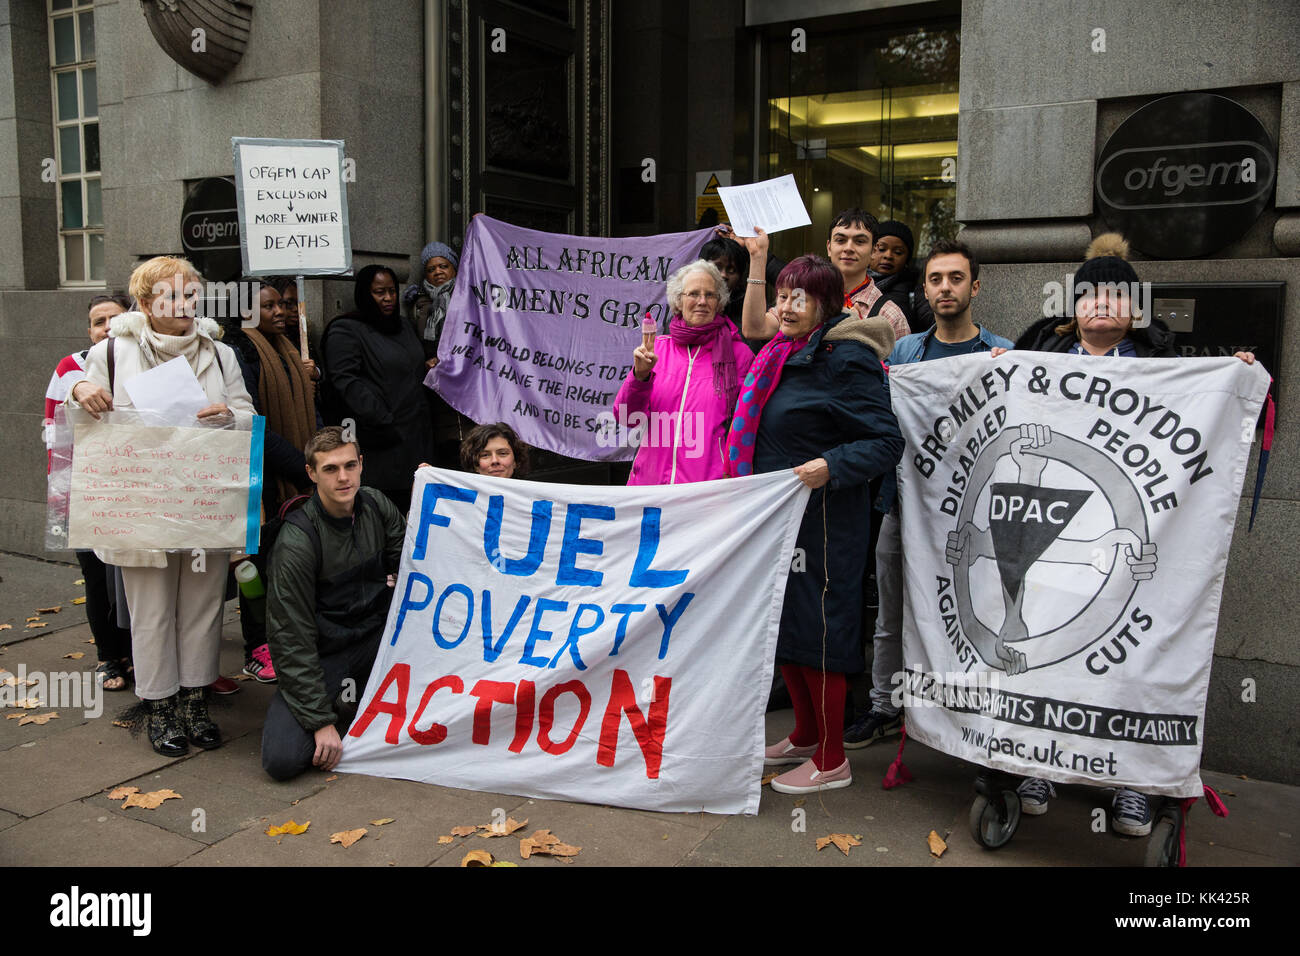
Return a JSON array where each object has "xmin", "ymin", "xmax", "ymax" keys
[
  {"xmin": 889, "ymin": 353, "xmax": 1269, "ymax": 797},
  {"xmin": 429, "ymin": 216, "xmax": 712, "ymax": 461},
  {"xmin": 337, "ymin": 467, "xmax": 810, "ymax": 813}
]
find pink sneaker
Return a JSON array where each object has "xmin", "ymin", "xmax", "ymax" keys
[
  {"xmin": 770, "ymin": 758, "xmax": 852, "ymax": 794},
  {"xmin": 242, "ymin": 643, "xmax": 277, "ymax": 683},
  {"xmin": 764, "ymin": 736, "xmax": 818, "ymax": 767}
]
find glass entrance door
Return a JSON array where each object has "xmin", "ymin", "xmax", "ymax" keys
[{"xmin": 758, "ymin": 18, "xmax": 960, "ymax": 265}]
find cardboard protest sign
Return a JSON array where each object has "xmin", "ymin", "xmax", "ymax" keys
[
  {"xmin": 337, "ymin": 467, "xmax": 810, "ymax": 814},
  {"xmin": 231, "ymin": 137, "xmax": 352, "ymax": 276},
  {"xmin": 429, "ymin": 216, "xmax": 712, "ymax": 461},
  {"xmin": 889, "ymin": 354, "xmax": 1269, "ymax": 797},
  {"xmin": 66, "ymin": 419, "xmax": 265, "ymax": 553}
]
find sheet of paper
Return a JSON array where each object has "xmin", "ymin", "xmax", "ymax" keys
[
  {"xmin": 716, "ymin": 174, "xmax": 812, "ymax": 237},
  {"xmin": 123, "ymin": 356, "xmax": 209, "ymax": 421}
]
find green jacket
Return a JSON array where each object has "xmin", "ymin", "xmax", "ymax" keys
[{"xmin": 266, "ymin": 488, "xmax": 406, "ymax": 732}]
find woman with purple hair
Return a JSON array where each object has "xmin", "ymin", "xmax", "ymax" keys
[{"xmin": 734, "ymin": 231, "xmax": 904, "ymax": 794}]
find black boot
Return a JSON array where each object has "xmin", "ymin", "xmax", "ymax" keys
[
  {"xmin": 146, "ymin": 695, "xmax": 189, "ymax": 757},
  {"xmin": 177, "ymin": 685, "xmax": 222, "ymax": 750}
]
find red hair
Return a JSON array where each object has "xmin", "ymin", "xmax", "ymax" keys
[{"xmin": 775, "ymin": 255, "xmax": 843, "ymax": 321}]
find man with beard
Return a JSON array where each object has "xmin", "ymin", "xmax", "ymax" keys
[{"xmin": 844, "ymin": 238, "xmax": 1013, "ymax": 748}]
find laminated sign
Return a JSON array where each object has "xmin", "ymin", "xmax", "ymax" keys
[
  {"xmin": 889, "ymin": 354, "xmax": 1268, "ymax": 797},
  {"xmin": 337, "ymin": 467, "xmax": 810, "ymax": 813},
  {"xmin": 65, "ymin": 419, "xmax": 265, "ymax": 553},
  {"xmin": 231, "ymin": 137, "xmax": 352, "ymax": 276}
]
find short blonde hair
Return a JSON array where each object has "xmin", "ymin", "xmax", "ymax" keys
[{"xmin": 128, "ymin": 256, "xmax": 202, "ymax": 309}]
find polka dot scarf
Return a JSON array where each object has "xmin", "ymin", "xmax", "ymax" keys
[{"xmin": 724, "ymin": 327, "xmax": 818, "ymax": 477}]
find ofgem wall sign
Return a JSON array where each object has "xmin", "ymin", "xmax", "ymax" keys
[
  {"xmin": 231, "ymin": 137, "xmax": 352, "ymax": 276},
  {"xmin": 1095, "ymin": 93, "xmax": 1276, "ymax": 259}
]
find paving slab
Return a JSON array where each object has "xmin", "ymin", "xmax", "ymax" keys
[
  {"xmin": 0, "ymin": 552, "xmax": 85, "ymax": 642},
  {"xmin": 1196, "ymin": 769, "xmax": 1299, "ymax": 865},
  {"xmin": 0, "ymin": 800, "xmax": 205, "ymax": 866},
  {"xmin": 179, "ymin": 773, "xmax": 531, "ymax": 866},
  {"xmin": 0, "ymin": 808, "xmax": 20, "ymax": 833},
  {"xmin": 430, "ymin": 799, "xmax": 724, "ymax": 867},
  {"xmin": 0, "ymin": 718, "xmax": 185, "ymax": 817},
  {"xmin": 95, "ymin": 764, "xmax": 304, "ymax": 846}
]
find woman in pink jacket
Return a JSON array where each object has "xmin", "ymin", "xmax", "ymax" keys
[{"xmin": 613, "ymin": 260, "xmax": 754, "ymax": 484}]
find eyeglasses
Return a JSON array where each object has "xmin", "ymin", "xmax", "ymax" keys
[{"xmin": 683, "ymin": 291, "xmax": 720, "ymax": 301}]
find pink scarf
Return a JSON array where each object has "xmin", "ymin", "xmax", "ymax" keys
[{"xmin": 668, "ymin": 314, "xmax": 741, "ymax": 412}]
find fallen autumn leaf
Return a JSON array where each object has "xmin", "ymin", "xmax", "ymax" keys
[
  {"xmin": 266, "ymin": 820, "xmax": 310, "ymax": 837},
  {"xmin": 437, "ymin": 835, "xmax": 454, "ymax": 845},
  {"xmin": 370, "ymin": 818, "xmax": 395, "ymax": 827},
  {"xmin": 62, "ymin": 652, "xmax": 85, "ymax": 660},
  {"xmin": 107, "ymin": 786, "xmax": 139, "ymax": 800},
  {"xmin": 36, "ymin": 606, "xmax": 61, "ymax": 614},
  {"xmin": 927, "ymin": 830, "xmax": 948, "ymax": 858},
  {"xmin": 18, "ymin": 711, "xmax": 59, "ymax": 726},
  {"xmin": 330, "ymin": 828, "xmax": 367, "ymax": 848},
  {"xmin": 477, "ymin": 817, "xmax": 527, "ymax": 838},
  {"xmin": 450, "ymin": 825, "xmax": 477, "ymax": 837},
  {"xmin": 72, "ymin": 597, "xmax": 87, "ymax": 606},
  {"xmin": 815, "ymin": 833, "xmax": 863, "ymax": 857},
  {"xmin": 519, "ymin": 829, "xmax": 582, "ymax": 859},
  {"xmin": 460, "ymin": 849, "xmax": 495, "ymax": 867},
  {"xmin": 121, "ymin": 788, "xmax": 182, "ymax": 810}
]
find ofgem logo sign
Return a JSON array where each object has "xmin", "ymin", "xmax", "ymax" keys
[
  {"xmin": 1094, "ymin": 92, "xmax": 1276, "ymax": 259},
  {"xmin": 1097, "ymin": 141, "xmax": 1273, "ymax": 210}
]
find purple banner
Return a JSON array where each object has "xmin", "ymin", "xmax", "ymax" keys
[{"xmin": 429, "ymin": 216, "xmax": 713, "ymax": 461}]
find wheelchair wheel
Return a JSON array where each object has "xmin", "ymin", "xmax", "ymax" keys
[
  {"xmin": 1143, "ymin": 810, "xmax": 1181, "ymax": 868},
  {"xmin": 970, "ymin": 789, "xmax": 1021, "ymax": 849}
]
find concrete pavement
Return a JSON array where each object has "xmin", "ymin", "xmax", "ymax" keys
[{"xmin": 1, "ymin": 550, "xmax": 1295, "ymax": 868}]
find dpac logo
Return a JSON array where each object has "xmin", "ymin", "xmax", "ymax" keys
[{"xmin": 943, "ymin": 424, "xmax": 1157, "ymax": 675}]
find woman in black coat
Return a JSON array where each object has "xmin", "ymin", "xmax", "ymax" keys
[
  {"xmin": 322, "ymin": 265, "xmax": 435, "ymax": 512},
  {"xmin": 737, "ymin": 240, "xmax": 904, "ymax": 795}
]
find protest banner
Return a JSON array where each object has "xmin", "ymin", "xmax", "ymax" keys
[
  {"xmin": 337, "ymin": 467, "xmax": 810, "ymax": 813},
  {"xmin": 888, "ymin": 353, "xmax": 1269, "ymax": 797},
  {"xmin": 429, "ymin": 216, "xmax": 712, "ymax": 461},
  {"xmin": 231, "ymin": 137, "xmax": 352, "ymax": 277},
  {"xmin": 64, "ymin": 418, "xmax": 265, "ymax": 553}
]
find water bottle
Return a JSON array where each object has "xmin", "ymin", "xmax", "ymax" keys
[{"xmin": 235, "ymin": 560, "xmax": 265, "ymax": 599}]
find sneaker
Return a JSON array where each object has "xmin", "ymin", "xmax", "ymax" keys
[
  {"xmin": 1017, "ymin": 777, "xmax": 1056, "ymax": 815},
  {"xmin": 764, "ymin": 736, "xmax": 818, "ymax": 767},
  {"xmin": 770, "ymin": 758, "xmax": 852, "ymax": 794},
  {"xmin": 843, "ymin": 708, "xmax": 903, "ymax": 749},
  {"xmin": 243, "ymin": 643, "xmax": 278, "ymax": 683},
  {"xmin": 209, "ymin": 675, "xmax": 240, "ymax": 695},
  {"xmin": 1112, "ymin": 788, "xmax": 1154, "ymax": 837}
]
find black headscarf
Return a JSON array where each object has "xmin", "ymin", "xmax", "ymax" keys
[{"xmin": 347, "ymin": 264, "xmax": 403, "ymax": 333}]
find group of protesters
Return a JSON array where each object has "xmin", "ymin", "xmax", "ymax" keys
[{"xmin": 44, "ymin": 204, "xmax": 1256, "ymax": 839}]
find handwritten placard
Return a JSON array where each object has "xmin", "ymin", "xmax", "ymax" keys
[
  {"xmin": 231, "ymin": 137, "xmax": 352, "ymax": 276},
  {"xmin": 68, "ymin": 421, "xmax": 263, "ymax": 552}
]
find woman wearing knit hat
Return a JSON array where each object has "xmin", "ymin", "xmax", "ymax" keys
[
  {"xmin": 404, "ymin": 240, "xmax": 460, "ymax": 363},
  {"xmin": 1002, "ymin": 233, "xmax": 1253, "ymax": 836},
  {"xmin": 1014, "ymin": 234, "xmax": 1173, "ymax": 356},
  {"xmin": 869, "ymin": 219, "xmax": 933, "ymax": 333}
]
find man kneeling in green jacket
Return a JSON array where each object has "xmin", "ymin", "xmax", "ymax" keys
[{"xmin": 262, "ymin": 426, "xmax": 406, "ymax": 780}]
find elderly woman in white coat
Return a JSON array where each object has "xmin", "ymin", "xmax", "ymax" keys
[{"xmin": 68, "ymin": 256, "xmax": 255, "ymax": 757}]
